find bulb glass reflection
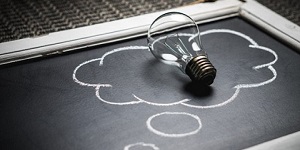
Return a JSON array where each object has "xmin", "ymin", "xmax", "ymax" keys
[{"xmin": 147, "ymin": 12, "xmax": 216, "ymax": 85}]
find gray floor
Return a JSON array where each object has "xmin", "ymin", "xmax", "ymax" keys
[
  {"xmin": 256, "ymin": 0, "xmax": 299, "ymax": 26},
  {"xmin": 0, "ymin": 0, "xmax": 195, "ymax": 42},
  {"xmin": 0, "ymin": 0, "xmax": 299, "ymax": 43}
]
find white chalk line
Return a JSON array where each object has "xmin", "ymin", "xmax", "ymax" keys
[
  {"xmin": 133, "ymin": 94, "xmax": 190, "ymax": 106},
  {"xmin": 179, "ymin": 29, "xmax": 278, "ymax": 109},
  {"xmin": 73, "ymin": 46, "xmax": 148, "ymax": 88},
  {"xmin": 73, "ymin": 57, "xmax": 105, "ymax": 87},
  {"xmin": 249, "ymin": 45, "xmax": 278, "ymax": 70},
  {"xmin": 181, "ymin": 66, "xmax": 277, "ymax": 109},
  {"xmin": 73, "ymin": 29, "xmax": 278, "ymax": 109},
  {"xmin": 73, "ymin": 46, "xmax": 148, "ymax": 105},
  {"xmin": 99, "ymin": 46, "xmax": 149, "ymax": 66},
  {"xmin": 146, "ymin": 112, "xmax": 202, "ymax": 138},
  {"xmin": 181, "ymin": 50, "xmax": 277, "ymax": 109},
  {"xmin": 234, "ymin": 66, "xmax": 277, "ymax": 89},
  {"xmin": 95, "ymin": 86, "xmax": 143, "ymax": 105},
  {"xmin": 181, "ymin": 88, "xmax": 241, "ymax": 109},
  {"xmin": 198, "ymin": 29, "xmax": 258, "ymax": 46},
  {"xmin": 73, "ymin": 45, "xmax": 192, "ymax": 106},
  {"xmin": 124, "ymin": 142, "xmax": 159, "ymax": 150}
]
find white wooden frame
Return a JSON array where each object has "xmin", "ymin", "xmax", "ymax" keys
[
  {"xmin": 0, "ymin": 0, "xmax": 299, "ymax": 64},
  {"xmin": 0, "ymin": 0, "xmax": 299, "ymax": 148}
]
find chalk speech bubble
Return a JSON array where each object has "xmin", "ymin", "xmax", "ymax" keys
[{"xmin": 72, "ymin": 29, "xmax": 278, "ymax": 109}]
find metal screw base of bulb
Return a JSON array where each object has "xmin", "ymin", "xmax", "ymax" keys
[{"xmin": 185, "ymin": 55, "xmax": 216, "ymax": 85}]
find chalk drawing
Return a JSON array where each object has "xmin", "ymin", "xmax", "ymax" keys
[
  {"xmin": 124, "ymin": 142, "xmax": 159, "ymax": 150},
  {"xmin": 73, "ymin": 46, "xmax": 148, "ymax": 105},
  {"xmin": 73, "ymin": 45, "xmax": 191, "ymax": 106},
  {"xmin": 73, "ymin": 29, "xmax": 278, "ymax": 108},
  {"xmin": 146, "ymin": 112, "xmax": 202, "ymax": 138},
  {"xmin": 73, "ymin": 29, "xmax": 279, "ymax": 148},
  {"xmin": 180, "ymin": 29, "xmax": 278, "ymax": 109},
  {"xmin": 132, "ymin": 94, "xmax": 190, "ymax": 106}
]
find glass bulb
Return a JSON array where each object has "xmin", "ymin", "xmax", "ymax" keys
[{"xmin": 147, "ymin": 12, "xmax": 216, "ymax": 85}]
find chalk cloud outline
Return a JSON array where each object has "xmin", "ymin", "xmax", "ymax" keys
[
  {"xmin": 146, "ymin": 112, "xmax": 202, "ymax": 138},
  {"xmin": 72, "ymin": 29, "xmax": 278, "ymax": 109},
  {"xmin": 124, "ymin": 142, "xmax": 159, "ymax": 150}
]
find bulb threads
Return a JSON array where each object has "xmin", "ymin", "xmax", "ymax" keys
[{"xmin": 185, "ymin": 55, "xmax": 216, "ymax": 85}]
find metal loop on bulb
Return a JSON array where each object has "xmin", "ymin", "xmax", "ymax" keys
[{"xmin": 185, "ymin": 55, "xmax": 216, "ymax": 85}]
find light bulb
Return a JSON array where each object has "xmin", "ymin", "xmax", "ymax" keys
[{"xmin": 147, "ymin": 12, "xmax": 216, "ymax": 85}]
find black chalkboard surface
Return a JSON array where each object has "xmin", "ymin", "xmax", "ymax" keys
[{"xmin": 1, "ymin": 18, "xmax": 300, "ymax": 150}]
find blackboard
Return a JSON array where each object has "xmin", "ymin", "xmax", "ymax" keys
[{"xmin": 1, "ymin": 17, "xmax": 300, "ymax": 150}]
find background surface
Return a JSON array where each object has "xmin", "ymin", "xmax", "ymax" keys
[{"xmin": 0, "ymin": 0, "xmax": 299, "ymax": 42}]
